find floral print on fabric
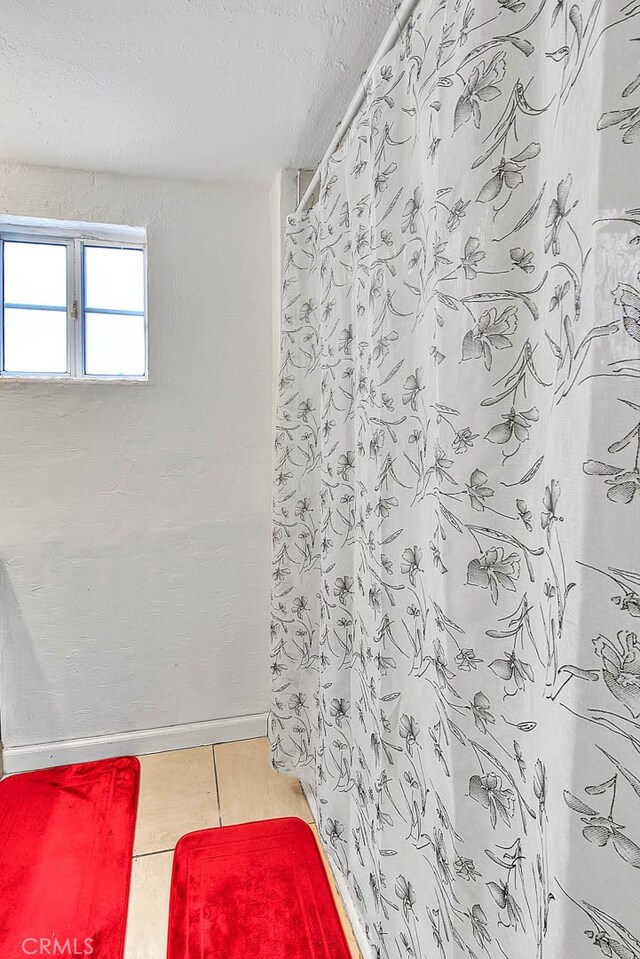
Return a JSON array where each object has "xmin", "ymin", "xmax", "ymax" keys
[{"xmin": 270, "ymin": 0, "xmax": 640, "ymax": 955}]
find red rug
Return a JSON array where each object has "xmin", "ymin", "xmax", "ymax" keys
[
  {"xmin": 167, "ymin": 817, "xmax": 352, "ymax": 959},
  {"xmin": 0, "ymin": 756, "xmax": 139, "ymax": 959}
]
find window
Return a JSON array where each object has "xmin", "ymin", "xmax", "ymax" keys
[{"xmin": 0, "ymin": 217, "xmax": 147, "ymax": 379}]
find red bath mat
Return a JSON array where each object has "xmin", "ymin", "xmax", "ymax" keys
[
  {"xmin": 0, "ymin": 756, "xmax": 140, "ymax": 959},
  {"xmin": 167, "ymin": 817, "xmax": 352, "ymax": 959}
]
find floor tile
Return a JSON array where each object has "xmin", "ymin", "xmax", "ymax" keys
[
  {"xmin": 133, "ymin": 746, "xmax": 218, "ymax": 856},
  {"xmin": 124, "ymin": 851, "xmax": 173, "ymax": 959},
  {"xmin": 309, "ymin": 825, "xmax": 362, "ymax": 959},
  {"xmin": 214, "ymin": 736, "xmax": 313, "ymax": 826}
]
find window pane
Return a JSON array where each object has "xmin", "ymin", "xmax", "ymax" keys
[
  {"xmin": 84, "ymin": 247, "xmax": 144, "ymax": 312},
  {"xmin": 3, "ymin": 241, "xmax": 67, "ymax": 307},
  {"xmin": 3, "ymin": 308, "xmax": 68, "ymax": 373},
  {"xmin": 84, "ymin": 312, "xmax": 146, "ymax": 376}
]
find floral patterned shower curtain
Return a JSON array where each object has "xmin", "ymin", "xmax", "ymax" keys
[{"xmin": 270, "ymin": 0, "xmax": 640, "ymax": 954}]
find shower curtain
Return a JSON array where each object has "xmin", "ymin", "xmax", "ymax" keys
[{"xmin": 270, "ymin": 0, "xmax": 640, "ymax": 954}]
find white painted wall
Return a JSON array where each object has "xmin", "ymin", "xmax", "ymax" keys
[{"xmin": 0, "ymin": 163, "xmax": 272, "ymax": 770}]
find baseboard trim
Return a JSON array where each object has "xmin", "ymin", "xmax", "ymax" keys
[
  {"xmin": 2, "ymin": 712, "xmax": 268, "ymax": 774},
  {"xmin": 300, "ymin": 781, "xmax": 373, "ymax": 959}
]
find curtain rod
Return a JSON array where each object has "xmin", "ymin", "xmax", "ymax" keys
[{"xmin": 296, "ymin": 0, "xmax": 422, "ymax": 214}]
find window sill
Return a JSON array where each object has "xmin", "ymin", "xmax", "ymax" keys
[{"xmin": 0, "ymin": 375, "xmax": 149, "ymax": 384}]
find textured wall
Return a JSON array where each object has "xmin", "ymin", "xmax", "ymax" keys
[{"xmin": 0, "ymin": 163, "xmax": 272, "ymax": 749}]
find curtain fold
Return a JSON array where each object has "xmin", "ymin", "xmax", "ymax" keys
[{"xmin": 270, "ymin": 0, "xmax": 640, "ymax": 954}]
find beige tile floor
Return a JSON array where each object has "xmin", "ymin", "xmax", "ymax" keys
[{"xmin": 123, "ymin": 737, "xmax": 362, "ymax": 959}]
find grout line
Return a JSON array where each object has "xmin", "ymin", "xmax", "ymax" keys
[
  {"xmin": 211, "ymin": 745, "xmax": 223, "ymax": 827},
  {"xmin": 134, "ymin": 846, "xmax": 174, "ymax": 860}
]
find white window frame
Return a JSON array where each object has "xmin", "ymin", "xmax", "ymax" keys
[{"xmin": 0, "ymin": 216, "xmax": 148, "ymax": 381}]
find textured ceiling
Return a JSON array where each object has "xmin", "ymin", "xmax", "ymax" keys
[{"xmin": 0, "ymin": 0, "xmax": 398, "ymax": 182}]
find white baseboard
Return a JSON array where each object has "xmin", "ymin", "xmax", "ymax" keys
[
  {"xmin": 301, "ymin": 781, "xmax": 373, "ymax": 959},
  {"xmin": 2, "ymin": 712, "xmax": 268, "ymax": 774}
]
